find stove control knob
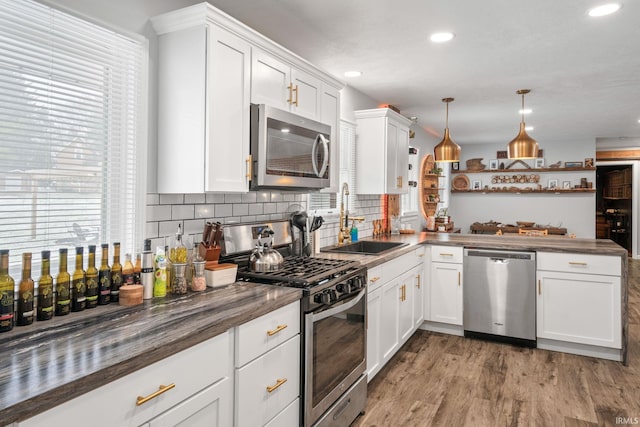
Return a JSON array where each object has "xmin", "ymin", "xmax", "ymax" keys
[
  {"xmin": 336, "ymin": 283, "xmax": 345, "ymax": 293},
  {"xmin": 314, "ymin": 293, "xmax": 324, "ymax": 304},
  {"xmin": 321, "ymin": 290, "xmax": 332, "ymax": 305},
  {"xmin": 353, "ymin": 276, "xmax": 363, "ymax": 289},
  {"xmin": 329, "ymin": 289, "xmax": 338, "ymax": 301}
]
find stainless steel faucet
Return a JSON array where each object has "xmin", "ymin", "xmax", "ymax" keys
[{"xmin": 338, "ymin": 182, "xmax": 363, "ymax": 245}]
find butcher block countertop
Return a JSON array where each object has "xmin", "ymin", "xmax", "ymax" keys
[{"xmin": 0, "ymin": 283, "xmax": 302, "ymax": 425}]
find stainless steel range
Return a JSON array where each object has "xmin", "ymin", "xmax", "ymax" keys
[{"xmin": 221, "ymin": 220, "xmax": 367, "ymax": 427}]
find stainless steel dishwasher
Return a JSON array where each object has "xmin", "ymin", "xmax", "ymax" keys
[{"xmin": 463, "ymin": 248, "xmax": 536, "ymax": 346}]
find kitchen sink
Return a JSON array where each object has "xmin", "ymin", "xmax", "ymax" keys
[{"xmin": 321, "ymin": 240, "xmax": 408, "ymax": 255}]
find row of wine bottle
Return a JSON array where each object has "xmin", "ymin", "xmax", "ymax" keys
[{"xmin": 0, "ymin": 242, "xmax": 143, "ymax": 333}]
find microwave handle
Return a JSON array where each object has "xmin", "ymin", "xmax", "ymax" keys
[{"xmin": 312, "ymin": 134, "xmax": 329, "ymax": 178}]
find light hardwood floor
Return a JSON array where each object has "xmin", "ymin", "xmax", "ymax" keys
[{"xmin": 353, "ymin": 259, "xmax": 640, "ymax": 427}]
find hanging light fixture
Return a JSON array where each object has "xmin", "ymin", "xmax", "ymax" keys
[
  {"xmin": 433, "ymin": 97, "xmax": 461, "ymax": 162},
  {"xmin": 507, "ymin": 89, "xmax": 539, "ymax": 159}
]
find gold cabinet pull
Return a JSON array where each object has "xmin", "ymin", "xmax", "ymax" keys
[
  {"xmin": 370, "ymin": 276, "xmax": 380, "ymax": 283},
  {"xmin": 287, "ymin": 83, "xmax": 294, "ymax": 104},
  {"xmin": 440, "ymin": 253, "xmax": 454, "ymax": 257},
  {"xmin": 569, "ymin": 261, "xmax": 588, "ymax": 266},
  {"xmin": 136, "ymin": 383, "xmax": 175, "ymax": 406},
  {"xmin": 416, "ymin": 275, "xmax": 421, "ymax": 289},
  {"xmin": 246, "ymin": 154, "xmax": 253, "ymax": 179},
  {"xmin": 396, "ymin": 176, "xmax": 403, "ymax": 188},
  {"xmin": 266, "ymin": 378, "xmax": 287, "ymax": 393},
  {"xmin": 418, "ymin": 253, "xmax": 425, "ymax": 257},
  {"xmin": 293, "ymin": 84, "xmax": 299, "ymax": 106},
  {"xmin": 538, "ymin": 279, "xmax": 541, "ymax": 295},
  {"xmin": 267, "ymin": 324, "xmax": 288, "ymax": 336},
  {"xmin": 458, "ymin": 272, "xmax": 461, "ymax": 286},
  {"xmin": 399, "ymin": 285, "xmax": 403, "ymax": 301}
]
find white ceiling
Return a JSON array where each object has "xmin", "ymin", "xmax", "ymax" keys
[{"xmin": 207, "ymin": 0, "xmax": 640, "ymax": 147}]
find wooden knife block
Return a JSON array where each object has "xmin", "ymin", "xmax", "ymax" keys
[{"xmin": 199, "ymin": 242, "xmax": 221, "ymax": 263}]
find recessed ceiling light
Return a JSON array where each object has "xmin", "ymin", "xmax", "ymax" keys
[
  {"xmin": 344, "ymin": 70, "xmax": 362, "ymax": 78},
  {"xmin": 588, "ymin": 3, "xmax": 621, "ymax": 17},
  {"xmin": 519, "ymin": 109, "xmax": 533, "ymax": 115},
  {"xmin": 281, "ymin": 128, "xmax": 290, "ymax": 133},
  {"xmin": 525, "ymin": 126, "xmax": 534, "ymax": 131},
  {"xmin": 430, "ymin": 32, "xmax": 455, "ymax": 43}
]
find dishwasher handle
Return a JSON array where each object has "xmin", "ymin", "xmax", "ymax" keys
[{"xmin": 465, "ymin": 249, "xmax": 535, "ymax": 261}]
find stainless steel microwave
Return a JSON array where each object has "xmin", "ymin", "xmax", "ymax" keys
[{"xmin": 250, "ymin": 104, "xmax": 331, "ymax": 190}]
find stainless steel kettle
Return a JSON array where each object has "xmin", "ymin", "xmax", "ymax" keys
[{"xmin": 249, "ymin": 226, "xmax": 284, "ymax": 272}]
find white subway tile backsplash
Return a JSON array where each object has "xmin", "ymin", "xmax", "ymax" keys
[
  {"xmin": 145, "ymin": 222, "xmax": 158, "ymax": 239},
  {"xmin": 263, "ymin": 203, "xmax": 277, "ymax": 214},
  {"xmin": 270, "ymin": 192, "xmax": 282, "ymax": 202},
  {"xmin": 184, "ymin": 219, "xmax": 205, "ymax": 235},
  {"xmin": 146, "ymin": 204, "xmax": 171, "ymax": 222},
  {"xmin": 195, "ymin": 204, "xmax": 214, "ymax": 219},
  {"xmin": 159, "ymin": 220, "xmax": 182, "ymax": 237},
  {"xmin": 160, "ymin": 194, "xmax": 184, "ymax": 204},
  {"xmin": 172, "ymin": 204, "xmax": 194, "ymax": 220},
  {"xmin": 215, "ymin": 204, "xmax": 233, "ymax": 218},
  {"xmin": 232, "ymin": 203, "xmax": 249, "ymax": 216},
  {"xmin": 225, "ymin": 193, "xmax": 242, "ymax": 203},
  {"xmin": 276, "ymin": 202, "xmax": 290, "ymax": 213},
  {"xmin": 241, "ymin": 192, "xmax": 257, "ymax": 203},
  {"xmin": 257, "ymin": 191, "xmax": 270, "ymax": 202},
  {"xmin": 206, "ymin": 193, "xmax": 225, "ymax": 204},
  {"xmin": 184, "ymin": 193, "xmax": 206, "ymax": 204},
  {"xmin": 146, "ymin": 194, "xmax": 159, "ymax": 205},
  {"xmin": 283, "ymin": 193, "xmax": 295, "ymax": 202},
  {"xmin": 248, "ymin": 203, "xmax": 263, "ymax": 215}
]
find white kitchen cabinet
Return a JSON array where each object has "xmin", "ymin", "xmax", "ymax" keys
[
  {"xmin": 20, "ymin": 332, "xmax": 234, "ymax": 427},
  {"xmin": 354, "ymin": 108, "xmax": 412, "ymax": 194},
  {"xmin": 145, "ymin": 377, "xmax": 232, "ymax": 427},
  {"xmin": 153, "ymin": 12, "xmax": 251, "ymax": 193},
  {"xmin": 367, "ymin": 250, "xmax": 424, "ymax": 381},
  {"xmin": 413, "ymin": 265, "xmax": 425, "ymax": 330},
  {"xmin": 366, "ymin": 284, "xmax": 382, "ymax": 381},
  {"xmin": 429, "ymin": 245, "xmax": 463, "ymax": 326},
  {"xmin": 536, "ymin": 252, "xmax": 621, "ymax": 349},
  {"xmin": 251, "ymin": 49, "xmax": 322, "ymax": 120},
  {"xmin": 380, "ymin": 277, "xmax": 401, "ymax": 366},
  {"xmin": 235, "ymin": 300, "xmax": 301, "ymax": 427}
]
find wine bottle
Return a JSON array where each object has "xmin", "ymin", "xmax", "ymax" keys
[
  {"xmin": 71, "ymin": 247, "xmax": 86, "ymax": 312},
  {"xmin": 122, "ymin": 253, "xmax": 134, "ymax": 285},
  {"xmin": 110, "ymin": 242, "xmax": 122, "ymax": 302},
  {"xmin": 133, "ymin": 253, "xmax": 141, "ymax": 285},
  {"xmin": 98, "ymin": 243, "xmax": 111, "ymax": 305},
  {"xmin": 55, "ymin": 248, "xmax": 71, "ymax": 316},
  {"xmin": 36, "ymin": 250, "xmax": 54, "ymax": 321},
  {"xmin": 0, "ymin": 249, "xmax": 15, "ymax": 332},
  {"xmin": 17, "ymin": 252, "xmax": 34, "ymax": 326},
  {"xmin": 85, "ymin": 245, "xmax": 98, "ymax": 309}
]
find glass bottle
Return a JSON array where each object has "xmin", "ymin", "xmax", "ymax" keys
[
  {"xmin": 17, "ymin": 252, "xmax": 35, "ymax": 326},
  {"xmin": 0, "ymin": 249, "xmax": 15, "ymax": 332},
  {"xmin": 171, "ymin": 263, "xmax": 187, "ymax": 295},
  {"xmin": 133, "ymin": 253, "xmax": 142, "ymax": 285},
  {"xmin": 37, "ymin": 250, "xmax": 54, "ymax": 321},
  {"xmin": 191, "ymin": 258, "xmax": 207, "ymax": 292},
  {"xmin": 55, "ymin": 248, "xmax": 71, "ymax": 316},
  {"xmin": 71, "ymin": 247, "xmax": 86, "ymax": 312},
  {"xmin": 110, "ymin": 242, "xmax": 122, "ymax": 302},
  {"xmin": 122, "ymin": 253, "xmax": 134, "ymax": 285},
  {"xmin": 165, "ymin": 244, "xmax": 172, "ymax": 294},
  {"xmin": 85, "ymin": 245, "xmax": 99, "ymax": 309},
  {"xmin": 153, "ymin": 245, "xmax": 167, "ymax": 298},
  {"xmin": 141, "ymin": 239, "xmax": 154, "ymax": 300},
  {"xmin": 98, "ymin": 243, "xmax": 111, "ymax": 305}
]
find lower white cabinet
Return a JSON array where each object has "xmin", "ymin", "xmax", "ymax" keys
[
  {"xmin": 429, "ymin": 245, "xmax": 463, "ymax": 326},
  {"xmin": 144, "ymin": 377, "xmax": 233, "ymax": 427},
  {"xmin": 367, "ymin": 250, "xmax": 424, "ymax": 381},
  {"xmin": 234, "ymin": 300, "xmax": 300, "ymax": 427},
  {"xmin": 536, "ymin": 252, "xmax": 622, "ymax": 349},
  {"xmin": 20, "ymin": 331, "xmax": 234, "ymax": 427}
]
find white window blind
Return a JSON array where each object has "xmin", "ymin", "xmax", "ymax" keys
[
  {"xmin": 309, "ymin": 120, "xmax": 356, "ymax": 213},
  {"xmin": 0, "ymin": 0, "xmax": 145, "ymax": 276}
]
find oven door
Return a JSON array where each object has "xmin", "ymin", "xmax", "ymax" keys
[{"xmin": 304, "ymin": 288, "xmax": 366, "ymax": 426}]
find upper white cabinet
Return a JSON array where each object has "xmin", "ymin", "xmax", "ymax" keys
[
  {"xmin": 152, "ymin": 2, "xmax": 342, "ymax": 194},
  {"xmin": 251, "ymin": 50, "xmax": 322, "ymax": 121},
  {"xmin": 354, "ymin": 108, "xmax": 412, "ymax": 194},
  {"xmin": 153, "ymin": 11, "xmax": 251, "ymax": 193}
]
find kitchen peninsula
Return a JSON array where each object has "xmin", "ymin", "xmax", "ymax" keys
[{"xmin": 0, "ymin": 232, "xmax": 626, "ymax": 426}]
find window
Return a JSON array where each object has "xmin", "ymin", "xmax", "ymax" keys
[
  {"xmin": 401, "ymin": 147, "xmax": 419, "ymax": 215},
  {"xmin": 309, "ymin": 120, "xmax": 356, "ymax": 214},
  {"xmin": 0, "ymin": 0, "xmax": 146, "ymax": 276}
]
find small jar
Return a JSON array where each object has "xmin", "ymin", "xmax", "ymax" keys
[
  {"xmin": 171, "ymin": 263, "xmax": 188, "ymax": 294},
  {"xmin": 191, "ymin": 260, "xmax": 206, "ymax": 292}
]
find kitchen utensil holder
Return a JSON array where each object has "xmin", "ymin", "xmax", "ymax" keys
[{"xmin": 198, "ymin": 242, "xmax": 221, "ymax": 263}]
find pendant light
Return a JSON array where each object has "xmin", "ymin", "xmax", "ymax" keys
[
  {"xmin": 507, "ymin": 89, "xmax": 539, "ymax": 159},
  {"xmin": 433, "ymin": 97, "xmax": 461, "ymax": 162}
]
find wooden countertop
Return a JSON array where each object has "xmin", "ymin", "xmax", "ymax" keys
[{"xmin": 0, "ymin": 283, "xmax": 302, "ymax": 425}]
